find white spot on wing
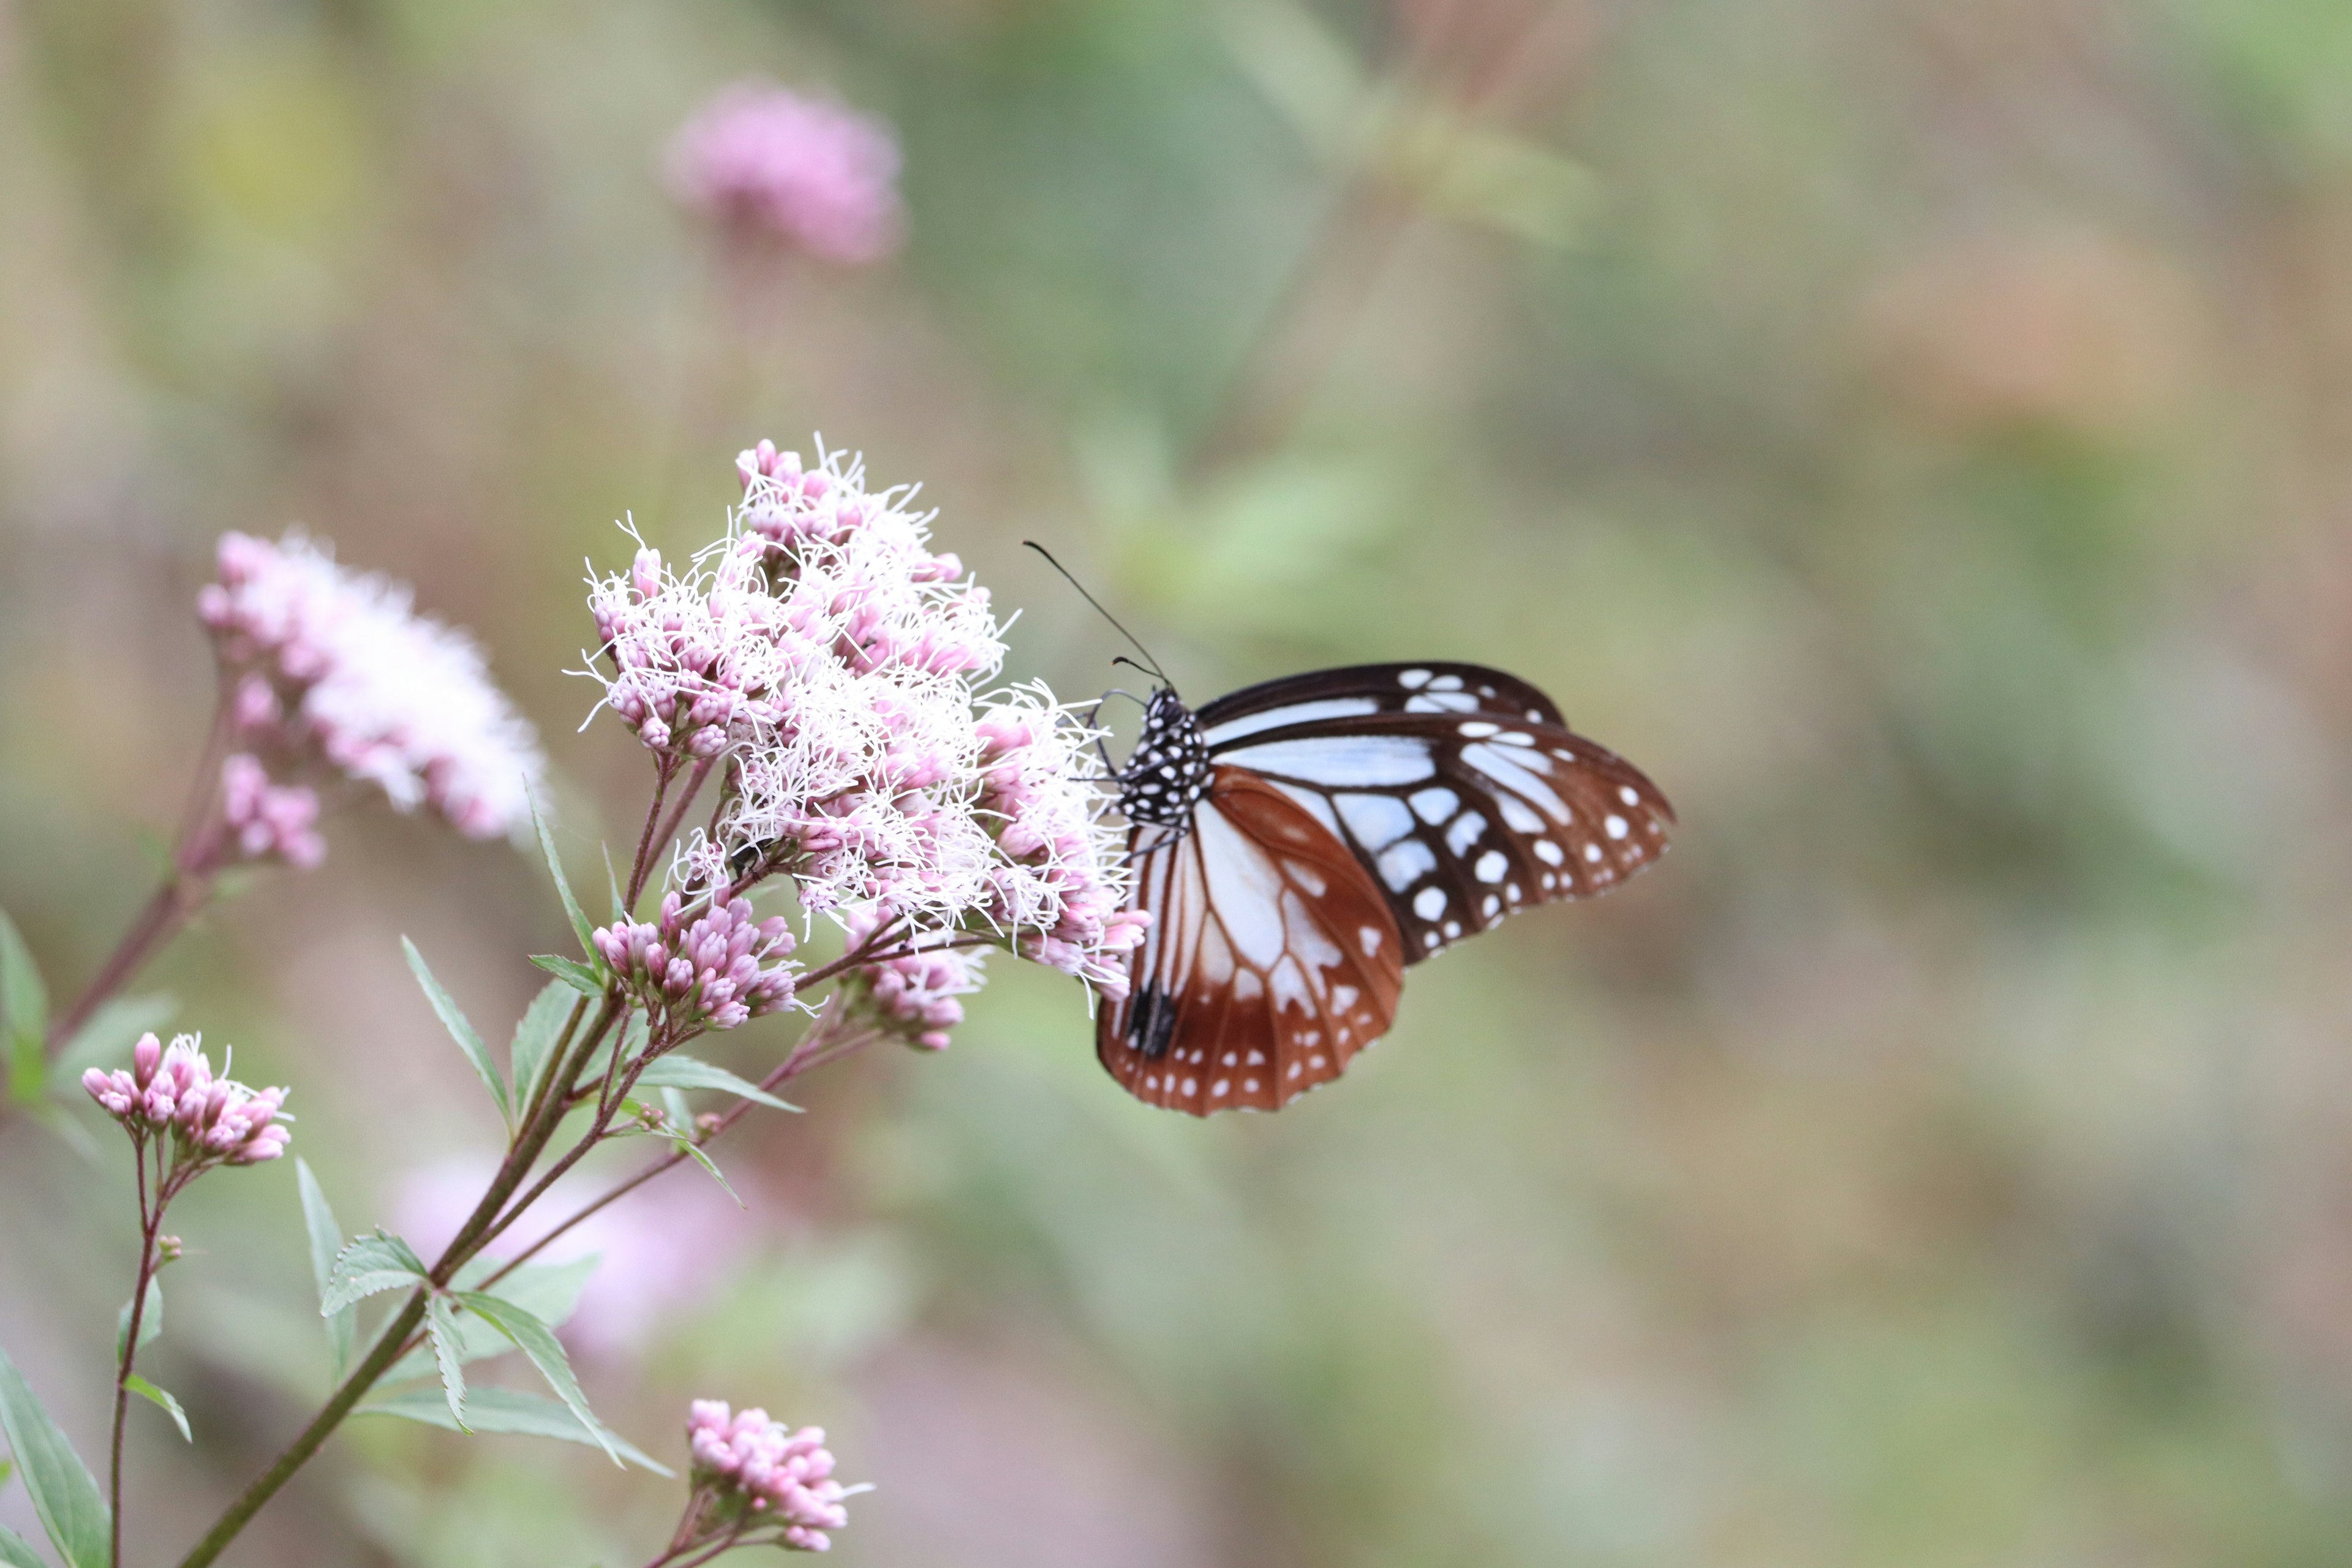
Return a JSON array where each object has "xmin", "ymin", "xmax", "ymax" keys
[
  {"xmin": 1398, "ymin": 668, "xmax": 1433, "ymax": 688},
  {"xmin": 1605, "ymin": 814, "xmax": 1629, "ymax": 840},
  {"xmin": 1445, "ymin": 812, "xmax": 1487, "ymax": 856},
  {"xmin": 1458, "ymin": 720, "xmax": 1501, "ymax": 738},
  {"xmin": 1475, "ymin": 850, "xmax": 1508, "ymax": 883},
  {"xmin": 1359, "ymin": 925, "xmax": 1384, "ymax": 955},
  {"xmin": 1196, "ymin": 809, "xmax": 1287, "ymax": 967},
  {"xmin": 1496, "ymin": 794, "xmax": 1545, "ymax": 834},
  {"xmin": 1272, "ymin": 783, "xmax": 1343, "ymax": 839},
  {"xmin": 1378, "ymin": 837, "xmax": 1438, "ymax": 892},
  {"xmin": 1200, "ymin": 698, "xmax": 1382, "ymax": 748},
  {"xmin": 1222, "ymin": 736, "xmax": 1437, "ymax": 786},
  {"xmin": 1462, "ymin": 743, "xmax": 1570, "ymax": 819},
  {"xmin": 1534, "ymin": 839, "xmax": 1564, "ymax": 865},
  {"xmin": 1409, "ymin": 786, "xmax": 1459, "ymax": 824},
  {"xmin": 1413, "ymin": 886, "xmax": 1447, "ymax": 920},
  {"xmin": 1336, "ymin": 793, "xmax": 1415, "ymax": 851}
]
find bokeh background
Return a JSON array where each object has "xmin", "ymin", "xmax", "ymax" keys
[{"xmin": 8, "ymin": 0, "xmax": 2352, "ymax": 1562}]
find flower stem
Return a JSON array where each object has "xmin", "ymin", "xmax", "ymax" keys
[{"xmin": 110, "ymin": 1142, "xmax": 163, "ymax": 1568}]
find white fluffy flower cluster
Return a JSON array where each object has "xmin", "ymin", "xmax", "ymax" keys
[
  {"xmin": 584, "ymin": 441, "xmax": 1146, "ymax": 995},
  {"xmin": 200, "ymin": 532, "xmax": 546, "ymax": 841}
]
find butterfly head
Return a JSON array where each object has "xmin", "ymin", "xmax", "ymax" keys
[{"xmin": 1115, "ymin": 687, "xmax": 1214, "ymax": 827}]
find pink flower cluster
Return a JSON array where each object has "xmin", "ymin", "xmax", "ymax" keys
[
  {"xmin": 594, "ymin": 892, "xmax": 798, "ymax": 1031},
  {"xmin": 836, "ymin": 909, "xmax": 986, "ymax": 1050},
  {"xmin": 584, "ymin": 442, "xmax": 1140, "ymax": 1003},
  {"xmin": 200, "ymin": 532, "xmax": 546, "ymax": 844},
  {"xmin": 219, "ymin": 753, "xmax": 326, "ymax": 868},
  {"xmin": 83, "ymin": 1033, "xmax": 290, "ymax": 1167},
  {"xmin": 666, "ymin": 81, "xmax": 905, "ymax": 264},
  {"xmin": 687, "ymin": 1400, "xmax": 854, "ymax": 1551}
]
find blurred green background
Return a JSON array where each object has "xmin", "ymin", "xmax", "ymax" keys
[{"xmin": 7, "ymin": 0, "xmax": 2352, "ymax": 1562}]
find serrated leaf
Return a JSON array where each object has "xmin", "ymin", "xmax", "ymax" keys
[
  {"xmin": 508, "ymin": 982, "xmax": 576, "ymax": 1121},
  {"xmin": 425, "ymin": 1296, "xmax": 467, "ymax": 1430},
  {"xmin": 531, "ymin": 794, "xmax": 600, "ymax": 963},
  {"xmin": 121, "ymin": 1376, "xmax": 189, "ymax": 1443},
  {"xmin": 382, "ymin": 1256, "xmax": 601, "ymax": 1381},
  {"xmin": 632, "ymin": 1055, "xmax": 801, "ymax": 1112},
  {"xmin": 0, "ymin": 909, "xmax": 49, "ymax": 1106},
  {"xmin": 53, "ymin": 995, "xmax": 173, "ymax": 1079},
  {"xmin": 322, "ymin": 1232, "xmax": 428, "ymax": 1314},
  {"xmin": 530, "ymin": 954, "xmax": 603, "ymax": 998},
  {"xmin": 402, "ymin": 938, "xmax": 510, "ymax": 1129},
  {"xmin": 449, "ymin": 1292, "xmax": 622, "ymax": 1466},
  {"xmin": 113, "ymin": 1278, "xmax": 162, "ymax": 1362},
  {"xmin": 0, "ymin": 1524, "xmax": 50, "ymax": 1568},
  {"xmin": 354, "ymin": 1387, "xmax": 671, "ymax": 1474},
  {"xmin": 0, "ymin": 1347, "xmax": 107, "ymax": 1568},
  {"xmin": 295, "ymin": 1161, "xmax": 355, "ymax": 1378}
]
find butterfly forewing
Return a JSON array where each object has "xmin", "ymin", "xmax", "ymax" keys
[
  {"xmin": 1213, "ymin": 709, "xmax": 1673, "ymax": 960},
  {"xmin": 1098, "ymin": 768, "xmax": 1404, "ymax": 1115}
]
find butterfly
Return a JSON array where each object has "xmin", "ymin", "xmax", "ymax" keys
[{"xmin": 1098, "ymin": 662, "xmax": 1674, "ymax": 1115}]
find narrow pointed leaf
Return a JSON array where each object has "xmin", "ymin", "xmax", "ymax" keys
[
  {"xmin": 0, "ymin": 909, "xmax": 48, "ymax": 1105},
  {"xmin": 0, "ymin": 1524, "xmax": 50, "ymax": 1568},
  {"xmin": 53, "ymin": 995, "xmax": 173, "ymax": 1078},
  {"xmin": 402, "ymin": 938, "xmax": 510, "ymax": 1129},
  {"xmin": 425, "ymin": 1297, "xmax": 468, "ymax": 1430},
  {"xmin": 294, "ymin": 1161, "xmax": 355, "ymax": 1377},
  {"xmin": 354, "ymin": 1387, "xmax": 671, "ymax": 1474},
  {"xmin": 0, "ymin": 1348, "xmax": 107, "ymax": 1568},
  {"xmin": 670, "ymin": 1133, "xmax": 743, "ymax": 1208},
  {"xmin": 603, "ymin": 844, "xmax": 628, "ymax": 922},
  {"xmin": 382, "ymin": 1255, "xmax": 601, "ymax": 1381},
  {"xmin": 632, "ymin": 1055, "xmax": 800, "ymax": 1112},
  {"xmin": 322, "ymin": 1232, "xmax": 428, "ymax": 1314},
  {"xmin": 530, "ymin": 954, "xmax": 603, "ymax": 998},
  {"xmin": 508, "ymin": 982, "xmax": 578, "ymax": 1122},
  {"xmin": 121, "ymin": 1377, "xmax": 190, "ymax": 1443},
  {"xmin": 113, "ymin": 1279, "xmax": 162, "ymax": 1362},
  {"xmin": 530, "ymin": 796, "xmax": 601, "ymax": 963},
  {"xmin": 449, "ymin": 1292, "xmax": 622, "ymax": 1466}
]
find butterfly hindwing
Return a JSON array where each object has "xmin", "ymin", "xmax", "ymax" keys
[{"xmin": 1098, "ymin": 768, "xmax": 1404, "ymax": 1115}]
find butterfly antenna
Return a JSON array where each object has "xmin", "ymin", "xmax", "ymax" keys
[{"xmin": 1023, "ymin": 541, "xmax": 1170, "ymax": 685}]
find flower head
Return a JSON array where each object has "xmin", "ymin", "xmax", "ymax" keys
[
  {"xmin": 199, "ymin": 532, "xmax": 546, "ymax": 843},
  {"xmin": 594, "ymin": 892, "xmax": 799, "ymax": 1032},
  {"xmin": 834, "ymin": 908, "xmax": 986, "ymax": 1050},
  {"xmin": 582, "ymin": 440, "xmax": 1140, "ymax": 1009},
  {"xmin": 220, "ymin": 753, "xmax": 326, "ymax": 869},
  {"xmin": 685, "ymin": 1400, "xmax": 856, "ymax": 1552},
  {"xmin": 667, "ymin": 82, "xmax": 904, "ymax": 264},
  {"xmin": 83, "ymin": 1032, "xmax": 291, "ymax": 1169}
]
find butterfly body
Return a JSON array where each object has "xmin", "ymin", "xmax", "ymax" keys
[{"xmin": 1099, "ymin": 663, "xmax": 1673, "ymax": 1115}]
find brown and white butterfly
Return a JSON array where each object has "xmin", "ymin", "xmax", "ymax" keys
[{"xmin": 1098, "ymin": 663, "xmax": 1673, "ymax": 1115}]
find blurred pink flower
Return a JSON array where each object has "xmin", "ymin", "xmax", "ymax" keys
[
  {"xmin": 200, "ymin": 531, "xmax": 546, "ymax": 841},
  {"xmin": 666, "ymin": 81, "xmax": 905, "ymax": 264},
  {"xmin": 220, "ymin": 753, "xmax": 326, "ymax": 869},
  {"xmin": 394, "ymin": 1153, "xmax": 755, "ymax": 1356},
  {"xmin": 686, "ymin": 1400, "xmax": 856, "ymax": 1552}
]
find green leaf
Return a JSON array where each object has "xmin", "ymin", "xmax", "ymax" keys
[
  {"xmin": 322, "ymin": 1232, "xmax": 428, "ymax": 1314},
  {"xmin": 0, "ymin": 1524, "xmax": 50, "ymax": 1568},
  {"xmin": 402, "ymin": 938, "xmax": 510, "ymax": 1130},
  {"xmin": 603, "ymin": 843, "xmax": 628, "ymax": 922},
  {"xmin": 530, "ymin": 954, "xmax": 604, "ymax": 998},
  {"xmin": 448, "ymin": 1292, "xmax": 622, "ymax": 1466},
  {"xmin": 0, "ymin": 1346, "xmax": 107, "ymax": 1568},
  {"xmin": 425, "ymin": 1296, "xmax": 467, "ymax": 1430},
  {"xmin": 508, "ymin": 982, "xmax": 577, "ymax": 1121},
  {"xmin": 0, "ymin": 908, "xmax": 49, "ymax": 1106},
  {"xmin": 294, "ymin": 1160, "xmax": 355, "ymax": 1378},
  {"xmin": 632, "ymin": 1055, "xmax": 800, "ymax": 1112},
  {"xmin": 382, "ymin": 1256, "xmax": 600, "ymax": 1382},
  {"xmin": 121, "ymin": 1376, "xmax": 189, "ymax": 1443},
  {"xmin": 671, "ymin": 1133, "xmax": 743, "ymax": 1209},
  {"xmin": 0, "ymin": 1455, "xmax": 12, "ymax": 1491},
  {"xmin": 53, "ymin": 995, "xmax": 173, "ymax": 1079},
  {"xmin": 354, "ymin": 1387, "xmax": 671, "ymax": 1474},
  {"xmin": 113, "ymin": 1278, "xmax": 162, "ymax": 1362},
  {"xmin": 530, "ymin": 795, "xmax": 601, "ymax": 964}
]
